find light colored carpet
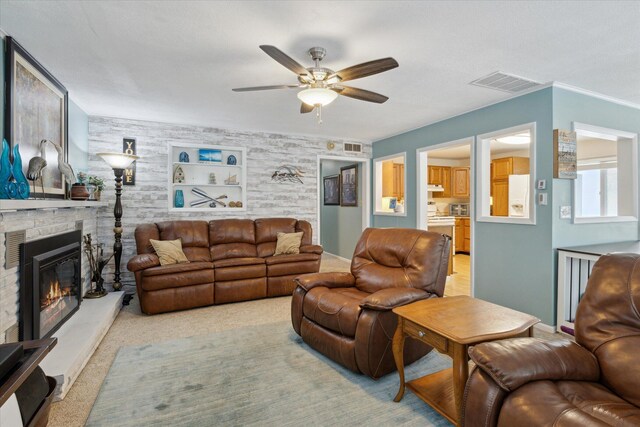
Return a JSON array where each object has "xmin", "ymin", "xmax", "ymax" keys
[
  {"xmin": 47, "ymin": 254, "xmax": 351, "ymax": 427},
  {"xmin": 86, "ymin": 322, "xmax": 452, "ymax": 426}
]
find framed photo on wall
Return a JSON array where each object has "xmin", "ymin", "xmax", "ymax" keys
[
  {"xmin": 323, "ymin": 175, "xmax": 340, "ymax": 205},
  {"xmin": 340, "ymin": 164, "xmax": 358, "ymax": 207},
  {"xmin": 4, "ymin": 37, "xmax": 69, "ymax": 198}
]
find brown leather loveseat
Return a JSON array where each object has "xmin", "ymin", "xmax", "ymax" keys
[
  {"xmin": 291, "ymin": 228, "xmax": 450, "ymax": 379},
  {"xmin": 462, "ymin": 253, "xmax": 640, "ymax": 426},
  {"xmin": 127, "ymin": 218, "xmax": 322, "ymax": 314}
]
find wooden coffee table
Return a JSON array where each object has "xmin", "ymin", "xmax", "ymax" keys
[{"xmin": 392, "ymin": 296, "xmax": 539, "ymax": 426}]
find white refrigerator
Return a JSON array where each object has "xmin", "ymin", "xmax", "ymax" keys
[{"xmin": 508, "ymin": 174, "xmax": 530, "ymax": 218}]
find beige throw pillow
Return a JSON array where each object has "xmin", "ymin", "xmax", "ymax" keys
[
  {"xmin": 273, "ymin": 232, "xmax": 303, "ymax": 256},
  {"xmin": 149, "ymin": 239, "xmax": 190, "ymax": 265}
]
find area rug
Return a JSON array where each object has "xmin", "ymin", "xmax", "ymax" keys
[{"xmin": 86, "ymin": 322, "xmax": 452, "ymax": 426}]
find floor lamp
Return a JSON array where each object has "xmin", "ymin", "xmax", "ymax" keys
[{"xmin": 97, "ymin": 152, "xmax": 139, "ymax": 291}]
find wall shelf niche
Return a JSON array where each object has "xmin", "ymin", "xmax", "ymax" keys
[{"xmin": 168, "ymin": 142, "xmax": 247, "ymax": 212}]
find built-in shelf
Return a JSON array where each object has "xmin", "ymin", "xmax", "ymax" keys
[
  {"xmin": 0, "ymin": 200, "xmax": 108, "ymax": 212},
  {"xmin": 168, "ymin": 143, "xmax": 247, "ymax": 212}
]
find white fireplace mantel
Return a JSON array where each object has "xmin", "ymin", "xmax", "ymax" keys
[{"xmin": 0, "ymin": 200, "xmax": 108, "ymax": 212}]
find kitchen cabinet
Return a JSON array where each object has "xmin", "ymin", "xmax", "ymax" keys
[
  {"xmin": 428, "ymin": 166, "xmax": 451, "ymax": 198},
  {"xmin": 455, "ymin": 217, "xmax": 471, "ymax": 254},
  {"xmin": 451, "ymin": 167, "xmax": 470, "ymax": 198},
  {"xmin": 490, "ymin": 157, "xmax": 529, "ymax": 217},
  {"xmin": 382, "ymin": 163, "xmax": 405, "ymax": 200},
  {"xmin": 394, "ymin": 164, "xmax": 405, "ymax": 200}
]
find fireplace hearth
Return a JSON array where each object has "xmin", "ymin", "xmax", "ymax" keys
[{"xmin": 20, "ymin": 230, "xmax": 83, "ymax": 340}]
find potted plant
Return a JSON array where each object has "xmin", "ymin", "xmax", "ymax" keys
[
  {"xmin": 71, "ymin": 172, "xmax": 89, "ymax": 200},
  {"xmin": 88, "ymin": 175, "xmax": 105, "ymax": 201}
]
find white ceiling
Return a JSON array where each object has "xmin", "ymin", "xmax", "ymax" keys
[{"xmin": 1, "ymin": 1, "xmax": 639, "ymax": 142}]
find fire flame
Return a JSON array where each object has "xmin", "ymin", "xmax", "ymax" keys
[{"xmin": 41, "ymin": 280, "xmax": 71, "ymax": 309}]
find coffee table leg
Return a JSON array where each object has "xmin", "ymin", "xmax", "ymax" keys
[
  {"xmin": 452, "ymin": 343, "xmax": 469, "ymax": 425},
  {"xmin": 392, "ymin": 319, "xmax": 406, "ymax": 402}
]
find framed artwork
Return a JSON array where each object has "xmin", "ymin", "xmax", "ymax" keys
[
  {"xmin": 199, "ymin": 148, "xmax": 222, "ymax": 163},
  {"xmin": 553, "ymin": 129, "xmax": 577, "ymax": 179},
  {"xmin": 323, "ymin": 175, "xmax": 340, "ymax": 205},
  {"xmin": 340, "ymin": 164, "xmax": 358, "ymax": 207},
  {"xmin": 5, "ymin": 37, "xmax": 69, "ymax": 198}
]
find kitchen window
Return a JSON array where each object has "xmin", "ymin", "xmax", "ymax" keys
[
  {"xmin": 476, "ymin": 122, "xmax": 536, "ymax": 225},
  {"xmin": 374, "ymin": 152, "xmax": 406, "ymax": 216},
  {"xmin": 573, "ymin": 123, "xmax": 637, "ymax": 223}
]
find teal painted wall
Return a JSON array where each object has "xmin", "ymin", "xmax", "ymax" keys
[
  {"xmin": 320, "ymin": 159, "xmax": 363, "ymax": 259},
  {"xmin": 68, "ymin": 100, "xmax": 89, "ymax": 174},
  {"xmin": 372, "ymin": 88, "xmax": 556, "ymax": 324},
  {"xmin": 552, "ymin": 87, "xmax": 640, "ymax": 248}
]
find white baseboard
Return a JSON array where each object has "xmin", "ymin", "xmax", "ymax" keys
[
  {"xmin": 533, "ymin": 322, "xmax": 556, "ymax": 334},
  {"xmin": 323, "ymin": 252, "xmax": 352, "ymax": 264}
]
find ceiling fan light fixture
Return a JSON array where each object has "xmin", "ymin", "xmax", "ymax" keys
[
  {"xmin": 494, "ymin": 133, "xmax": 531, "ymax": 145},
  {"xmin": 297, "ymin": 88, "xmax": 338, "ymax": 107}
]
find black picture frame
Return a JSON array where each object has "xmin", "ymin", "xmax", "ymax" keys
[
  {"xmin": 323, "ymin": 175, "xmax": 340, "ymax": 205},
  {"xmin": 4, "ymin": 36, "xmax": 69, "ymax": 199},
  {"xmin": 340, "ymin": 164, "xmax": 358, "ymax": 207}
]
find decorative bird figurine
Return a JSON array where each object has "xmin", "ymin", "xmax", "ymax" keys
[
  {"xmin": 27, "ymin": 139, "xmax": 48, "ymax": 198},
  {"xmin": 43, "ymin": 139, "xmax": 75, "ymax": 198}
]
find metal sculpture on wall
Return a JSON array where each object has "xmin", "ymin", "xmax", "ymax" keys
[
  {"xmin": 0, "ymin": 139, "xmax": 31, "ymax": 200},
  {"xmin": 271, "ymin": 165, "xmax": 304, "ymax": 184}
]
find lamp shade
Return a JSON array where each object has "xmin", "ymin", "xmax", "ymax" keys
[
  {"xmin": 97, "ymin": 152, "xmax": 139, "ymax": 169},
  {"xmin": 297, "ymin": 88, "xmax": 338, "ymax": 107}
]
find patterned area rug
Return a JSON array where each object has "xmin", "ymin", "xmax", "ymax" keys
[{"xmin": 86, "ymin": 322, "xmax": 452, "ymax": 426}]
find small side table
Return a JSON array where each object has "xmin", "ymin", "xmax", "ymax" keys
[{"xmin": 392, "ymin": 296, "xmax": 539, "ymax": 426}]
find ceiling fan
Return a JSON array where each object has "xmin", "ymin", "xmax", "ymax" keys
[{"xmin": 232, "ymin": 45, "xmax": 398, "ymax": 123}]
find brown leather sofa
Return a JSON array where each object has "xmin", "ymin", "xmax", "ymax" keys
[
  {"xmin": 462, "ymin": 253, "xmax": 640, "ymax": 426},
  {"xmin": 127, "ymin": 218, "xmax": 322, "ymax": 314},
  {"xmin": 291, "ymin": 228, "xmax": 451, "ymax": 379}
]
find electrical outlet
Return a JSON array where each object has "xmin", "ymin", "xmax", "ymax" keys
[
  {"xmin": 537, "ymin": 193, "xmax": 548, "ymax": 205},
  {"xmin": 560, "ymin": 206, "xmax": 572, "ymax": 219}
]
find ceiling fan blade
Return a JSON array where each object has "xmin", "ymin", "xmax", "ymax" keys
[
  {"xmin": 332, "ymin": 86, "xmax": 389, "ymax": 103},
  {"xmin": 300, "ymin": 103, "xmax": 314, "ymax": 114},
  {"xmin": 259, "ymin": 45, "xmax": 312, "ymax": 78},
  {"xmin": 330, "ymin": 58, "xmax": 398, "ymax": 82},
  {"xmin": 232, "ymin": 85, "xmax": 299, "ymax": 92}
]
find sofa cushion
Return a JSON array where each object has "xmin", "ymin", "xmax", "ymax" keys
[
  {"xmin": 214, "ymin": 264, "xmax": 266, "ymax": 282},
  {"xmin": 209, "ymin": 219, "xmax": 258, "ymax": 261},
  {"xmin": 213, "ymin": 257, "xmax": 265, "ymax": 268},
  {"xmin": 157, "ymin": 221, "xmax": 211, "ymax": 262},
  {"xmin": 256, "ymin": 218, "xmax": 297, "ymax": 257},
  {"xmin": 141, "ymin": 262, "xmax": 214, "ymax": 291},
  {"xmin": 267, "ymin": 260, "xmax": 320, "ymax": 278},
  {"xmin": 265, "ymin": 253, "xmax": 320, "ymax": 265},
  {"xmin": 303, "ymin": 287, "xmax": 369, "ymax": 337},
  {"xmin": 499, "ymin": 380, "xmax": 640, "ymax": 426},
  {"xmin": 274, "ymin": 232, "xmax": 303, "ymax": 256}
]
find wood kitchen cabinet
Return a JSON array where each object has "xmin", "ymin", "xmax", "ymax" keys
[
  {"xmin": 383, "ymin": 162, "xmax": 405, "ymax": 200},
  {"xmin": 428, "ymin": 166, "xmax": 451, "ymax": 198},
  {"xmin": 455, "ymin": 217, "xmax": 471, "ymax": 254},
  {"xmin": 490, "ymin": 157, "xmax": 529, "ymax": 217},
  {"xmin": 451, "ymin": 167, "xmax": 470, "ymax": 198},
  {"xmin": 394, "ymin": 163, "xmax": 405, "ymax": 200},
  {"xmin": 428, "ymin": 166, "xmax": 443, "ymax": 185}
]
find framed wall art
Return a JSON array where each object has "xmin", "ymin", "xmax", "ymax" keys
[
  {"xmin": 553, "ymin": 129, "xmax": 577, "ymax": 179},
  {"xmin": 4, "ymin": 37, "xmax": 69, "ymax": 198},
  {"xmin": 340, "ymin": 164, "xmax": 358, "ymax": 207},
  {"xmin": 323, "ymin": 175, "xmax": 340, "ymax": 205}
]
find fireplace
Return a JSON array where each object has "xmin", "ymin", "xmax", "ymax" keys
[{"xmin": 20, "ymin": 230, "xmax": 83, "ymax": 340}]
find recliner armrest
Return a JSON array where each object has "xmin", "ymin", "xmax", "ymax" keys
[
  {"xmin": 127, "ymin": 254, "xmax": 160, "ymax": 272},
  {"xmin": 469, "ymin": 338, "xmax": 600, "ymax": 392},
  {"xmin": 294, "ymin": 272, "xmax": 355, "ymax": 292},
  {"xmin": 299, "ymin": 244, "xmax": 323, "ymax": 255},
  {"xmin": 360, "ymin": 288, "xmax": 431, "ymax": 311}
]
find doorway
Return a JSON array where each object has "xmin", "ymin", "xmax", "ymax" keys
[
  {"xmin": 417, "ymin": 138, "xmax": 474, "ymax": 296},
  {"xmin": 317, "ymin": 155, "xmax": 370, "ymax": 261}
]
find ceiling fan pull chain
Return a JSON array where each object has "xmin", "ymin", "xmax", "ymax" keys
[{"xmin": 316, "ymin": 104, "xmax": 323, "ymax": 124}]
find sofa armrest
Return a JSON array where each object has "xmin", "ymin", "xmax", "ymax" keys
[
  {"xmin": 300, "ymin": 244, "xmax": 323, "ymax": 255},
  {"xmin": 127, "ymin": 254, "xmax": 160, "ymax": 272},
  {"xmin": 360, "ymin": 288, "xmax": 431, "ymax": 311},
  {"xmin": 469, "ymin": 338, "xmax": 600, "ymax": 392},
  {"xmin": 294, "ymin": 272, "xmax": 355, "ymax": 292}
]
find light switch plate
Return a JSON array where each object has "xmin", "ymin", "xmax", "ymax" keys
[
  {"xmin": 536, "ymin": 179, "xmax": 546, "ymax": 190},
  {"xmin": 537, "ymin": 192, "xmax": 548, "ymax": 205},
  {"xmin": 560, "ymin": 206, "xmax": 572, "ymax": 219}
]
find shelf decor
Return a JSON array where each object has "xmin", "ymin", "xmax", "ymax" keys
[
  {"xmin": 174, "ymin": 190, "xmax": 185, "ymax": 208},
  {"xmin": 168, "ymin": 143, "xmax": 246, "ymax": 212}
]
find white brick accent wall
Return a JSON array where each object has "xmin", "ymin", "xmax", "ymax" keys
[{"xmin": 88, "ymin": 117, "xmax": 371, "ymax": 293}]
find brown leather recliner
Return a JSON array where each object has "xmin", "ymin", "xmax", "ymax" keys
[
  {"xmin": 462, "ymin": 253, "xmax": 640, "ymax": 426},
  {"xmin": 291, "ymin": 228, "xmax": 451, "ymax": 379}
]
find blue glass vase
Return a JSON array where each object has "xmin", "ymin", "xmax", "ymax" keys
[{"xmin": 174, "ymin": 189, "xmax": 184, "ymax": 208}]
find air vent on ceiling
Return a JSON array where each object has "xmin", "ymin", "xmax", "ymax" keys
[
  {"xmin": 470, "ymin": 71, "xmax": 542, "ymax": 94},
  {"xmin": 344, "ymin": 142, "xmax": 362, "ymax": 154}
]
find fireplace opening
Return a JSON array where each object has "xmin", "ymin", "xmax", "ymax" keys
[{"xmin": 20, "ymin": 230, "xmax": 83, "ymax": 341}]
